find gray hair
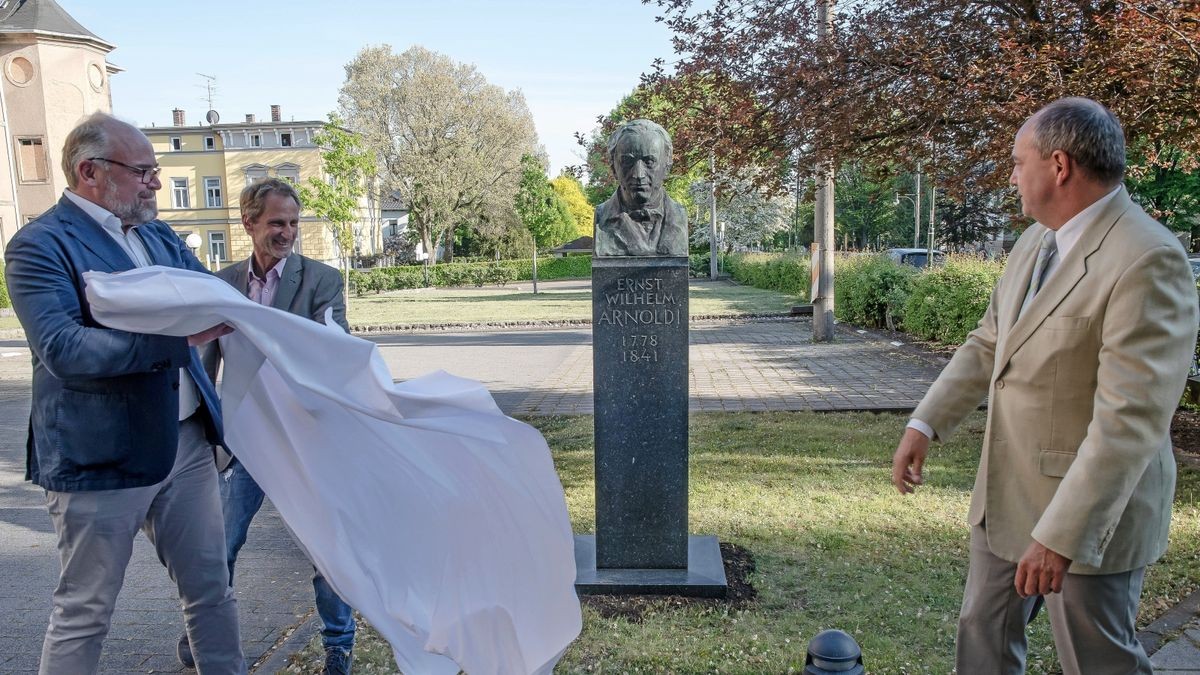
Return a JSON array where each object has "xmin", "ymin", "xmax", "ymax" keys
[
  {"xmin": 61, "ymin": 111, "xmax": 118, "ymax": 189},
  {"xmin": 1030, "ymin": 98, "xmax": 1126, "ymax": 185},
  {"xmin": 241, "ymin": 177, "xmax": 302, "ymax": 223},
  {"xmin": 607, "ymin": 119, "xmax": 673, "ymax": 169}
]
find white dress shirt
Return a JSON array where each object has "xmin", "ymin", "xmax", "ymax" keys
[
  {"xmin": 248, "ymin": 256, "xmax": 289, "ymax": 308},
  {"xmin": 63, "ymin": 190, "xmax": 200, "ymax": 420}
]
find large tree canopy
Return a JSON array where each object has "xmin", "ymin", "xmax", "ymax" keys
[
  {"xmin": 649, "ymin": 0, "xmax": 1200, "ymax": 202},
  {"xmin": 338, "ymin": 45, "xmax": 540, "ymax": 262}
]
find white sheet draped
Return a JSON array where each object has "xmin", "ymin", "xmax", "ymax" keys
[{"xmin": 83, "ymin": 266, "xmax": 581, "ymax": 675}]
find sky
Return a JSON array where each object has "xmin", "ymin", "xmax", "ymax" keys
[{"xmin": 66, "ymin": 0, "xmax": 679, "ymax": 176}]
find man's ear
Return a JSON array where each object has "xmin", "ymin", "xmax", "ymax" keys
[
  {"xmin": 1052, "ymin": 149, "xmax": 1072, "ymax": 186},
  {"xmin": 241, "ymin": 215, "xmax": 254, "ymax": 234},
  {"xmin": 76, "ymin": 160, "xmax": 99, "ymax": 188}
]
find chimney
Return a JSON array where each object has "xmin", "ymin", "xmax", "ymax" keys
[
  {"xmin": 245, "ymin": 114, "xmax": 256, "ymax": 123},
  {"xmin": 172, "ymin": 108, "xmax": 186, "ymax": 126},
  {"xmin": 270, "ymin": 105, "xmax": 281, "ymax": 122}
]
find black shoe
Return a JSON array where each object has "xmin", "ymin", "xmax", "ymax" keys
[
  {"xmin": 177, "ymin": 632, "xmax": 195, "ymax": 668},
  {"xmin": 323, "ymin": 646, "xmax": 353, "ymax": 675}
]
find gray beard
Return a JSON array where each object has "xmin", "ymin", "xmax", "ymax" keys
[{"xmin": 103, "ymin": 177, "xmax": 158, "ymax": 227}]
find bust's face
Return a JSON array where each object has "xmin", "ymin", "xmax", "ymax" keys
[{"xmin": 612, "ymin": 129, "xmax": 668, "ymax": 207}]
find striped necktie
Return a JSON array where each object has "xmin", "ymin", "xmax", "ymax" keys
[{"xmin": 1019, "ymin": 229, "xmax": 1057, "ymax": 317}]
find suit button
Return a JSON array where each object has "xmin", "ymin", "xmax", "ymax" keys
[{"xmin": 995, "ymin": 380, "xmax": 1005, "ymax": 390}]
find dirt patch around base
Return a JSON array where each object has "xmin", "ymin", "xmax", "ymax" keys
[{"xmin": 580, "ymin": 542, "xmax": 758, "ymax": 623}]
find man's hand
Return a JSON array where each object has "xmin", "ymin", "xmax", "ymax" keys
[
  {"xmin": 891, "ymin": 427, "xmax": 930, "ymax": 494},
  {"xmin": 1015, "ymin": 540, "xmax": 1071, "ymax": 597},
  {"xmin": 187, "ymin": 323, "xmax": 234, "ymax": 347}
]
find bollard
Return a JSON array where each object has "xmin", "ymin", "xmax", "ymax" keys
[{"xmin": 804, "ymin": 629, "xmax": 864, "ymax": 675}]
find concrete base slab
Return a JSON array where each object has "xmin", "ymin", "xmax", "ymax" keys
[{"xmin": 573, "ymin": 534, "xmax": 728, "ymax": 597}]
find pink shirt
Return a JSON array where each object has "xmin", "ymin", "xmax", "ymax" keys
[{"xmin": 248, "ymin": 257, "xmax": 288, "ymax": 307}]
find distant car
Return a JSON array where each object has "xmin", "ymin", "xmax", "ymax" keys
[
  {"xmin": 1188, "ymin": 256, "xmax": 1200, "ymax": 280},
  {"xmin": 885, "ymin": 248, "xmax": 945, "ymax": 268}
]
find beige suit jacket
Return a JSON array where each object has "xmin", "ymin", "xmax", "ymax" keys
[{"xmin": 913, "ymin": 189, "xmax": 1198, "ymax": 573}]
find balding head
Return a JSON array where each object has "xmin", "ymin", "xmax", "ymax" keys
[
  {"xmin": 1026, "ymin": 97, "xmax": 1126, "ymax": 187},
  {"xmin": 63, "ymin": 112, "xmax": 162, "ymax": 227}
]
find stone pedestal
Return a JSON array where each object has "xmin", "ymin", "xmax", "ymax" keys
[{"xmin": 578, "ymin": 256, "xmax": 726, "ymax": 596}]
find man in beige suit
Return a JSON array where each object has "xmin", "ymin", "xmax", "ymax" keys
[{"xmin": 891, "ymin": 98, "xmax": 1198, "ymax": 673}]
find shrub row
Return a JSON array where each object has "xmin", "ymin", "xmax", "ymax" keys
[
  {"xmin": 0, "ymin": 261, "xmax": 8, "ymax": 309},
  {"xmin": 349, "ymin": 255, "xmax": 592, "ymax": 295},
  {"xmin": 723, "ymin": 252, "xmax": 812, "ymax": 299},
  {"xmin": 725, "ymin": 251, "xmax": 1005, "ymax": 347}
]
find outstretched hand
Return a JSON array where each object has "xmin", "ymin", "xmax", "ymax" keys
[
  {"xmin": 891, "ymin": 427, "xmax": 930, "ymax": 494},
  {"xmin": 187, "ymin": 323, "xmax": 234, "ymax": 347}
]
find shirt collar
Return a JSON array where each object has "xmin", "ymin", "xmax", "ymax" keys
[
  {"xmin": 249, "ymin": 255, "xmax": 289, "ymax": 283},
  {"xmin": 1050, "ymin": 185, "xmax": 1121, "ymax": 261},
  {"xmin": 63, "ymin": 189, "xmax": 136, "ymax": 237}
]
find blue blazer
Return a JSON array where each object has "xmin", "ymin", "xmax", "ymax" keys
[{"xmin": 5, "ymin": 196, "xmax": 223, "ymax": 491}]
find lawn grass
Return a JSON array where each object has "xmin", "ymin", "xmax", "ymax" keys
[
  {"xmin": 346, "ymin": 280, "xmax": 797, "ymax": 327},
  {"xmin": 289, "ymin": 411, "xmax": 1200, "ymax": 673}
]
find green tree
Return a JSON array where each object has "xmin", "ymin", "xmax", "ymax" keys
[
  {"xmin": 298, "ymin": 114, "xmax": 375, "ymax": 307},
  {"xmin": 515, "ymin": 155, "xmax": 575, "ymax": 249},
  {"xmin": 550, "ymin": 174, "xmax": 594, "ymax": 238},
  {"xmin": 339, "ymin": 45, "xmax": 539, "ymax": 263}
]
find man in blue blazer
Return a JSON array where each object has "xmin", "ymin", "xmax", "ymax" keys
[{"xmin": 4, "ymin": 112, "xmax": 245, "ymax": 674}]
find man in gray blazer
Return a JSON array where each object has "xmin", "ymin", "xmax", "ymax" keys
[{"xmin": 180, "ymin": 178, "xmax": 356, "ymax": 675}]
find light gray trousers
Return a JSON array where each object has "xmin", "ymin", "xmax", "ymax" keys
[
  {"xmin": 39, "ymin": 416, "xmax": 245, "ymax": 675},
  {"xmin": 956, "ymin": 523, "xmax": 1151, "ymax": 675}
]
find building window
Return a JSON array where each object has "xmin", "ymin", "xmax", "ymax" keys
[
  {"xmin": 204, "ymin": 136, "xmax": 215, "ymax": 150},
  {"xmin": 280, "ymin": 133, "xmax": 292, "ymax": 147},
  {"xmin": 170, "ymin": 137, "xmax": 182, "ymax": 151},
  {"xmin": 251, "ymin": 134, "xmax": 261, "ymax": 147},
  {"xmin": 171, "ymin": 178, "xmax": 190, "ymax": 208},
  {"xmin": 204, "ymin": 177, "xmax": 222, "ymax": 208},
  {"xmin": 16, "ymin": 137, "xmax": 47, "ymax": 182},
  {"xmin": 208, "ymin": 231, "xmax": 227, "ymax": 262},
  {"xmin": 244, "ymin": 167, "xmax": 267, "ymax": 186}
]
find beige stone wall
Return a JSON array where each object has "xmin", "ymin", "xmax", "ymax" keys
[{"xmin": 1, "ymin": 38, "xmax": 114, "ymax": 227}]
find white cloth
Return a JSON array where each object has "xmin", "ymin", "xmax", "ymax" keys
[{"xmin": 83, "ymin": 266, "xmax": 581, "ymax": 675}]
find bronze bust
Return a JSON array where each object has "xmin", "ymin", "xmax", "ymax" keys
[{"xmin": 593, "ymin": 119, "xmax": 688, "ymax": 257}]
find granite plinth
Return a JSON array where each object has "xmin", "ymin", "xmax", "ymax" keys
[
  {"xmin": 592, "ymin": 257, "xmax": 689, "ymax": 568},
  {"xmin": 573, "ymin": 534, "xmax": 727, "ymax": 597}
]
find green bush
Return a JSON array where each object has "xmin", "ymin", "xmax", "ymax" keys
[
  {"xmin": 724, "ymin": 252, "xmax": 811, "ymax": 300},
  {"xmin": 902, "ymin": 255, "xmax": 1005, "ymax": 345},
  {"xmin": 352, "ymin": 255, "xmax": 592, "ymax": 292},
  {"xmin": 689, "ymin": 253, "xmax": 711, "ymax": 278},
  {"xmin": 0, "ymin": 261, "xmax": 9, "ymax": 309},
  {"xmin": 835, "ymin": 254, "xmax": 917, "ymax": 329}
]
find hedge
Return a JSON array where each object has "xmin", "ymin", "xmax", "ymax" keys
[
  {"xmin": 349, "ymin": 255, "xmax": 592, "ymax": 296},
  {"xmin": 834, "ymin": 254, "xmax": 918, "ymax": 330},
  {"xmin": 0, "ymin": 261, "xmax": 8, "ymax": 309},
  {"xmin": 723, "ymin": 251, "xmax": 1007, "ymax": 347},
  {"xmin": 724, "ymin": 252, "xmax": 812, "ymax": 300},
  {"xmin": 902, "ymin": 256, "xmax": 1004, "ymax": 345}
]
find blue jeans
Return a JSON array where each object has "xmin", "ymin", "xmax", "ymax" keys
[{"xmin": 220, "ymin": 458, "xmax": 356, "ymax": 650}]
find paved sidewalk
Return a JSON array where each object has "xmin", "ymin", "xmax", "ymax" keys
[{"xmin": 1, "ymin": 319, "xmax": 1198, "ymax": 672}]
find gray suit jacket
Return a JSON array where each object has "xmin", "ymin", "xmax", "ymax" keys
[{"xmin": 206, "ymin": 253, "xmax": 349, "ymax": 470}]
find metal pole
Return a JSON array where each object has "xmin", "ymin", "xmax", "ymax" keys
[
  {"xmin": 927, "ymin": 182, "xmax": 936, "ymax": 268},
  {"xmin": 709, "ymin": 152, "xmax": 719, "ymax": 280},
  {"xmin": 913, "ymin": 167, "xmax": 922, "ymax": 248},
  {"xmin": 532, "ymin": 243, "xmax": 539, "ymax": 294}
]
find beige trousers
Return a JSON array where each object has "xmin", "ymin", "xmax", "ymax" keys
[
  {"xmin": 956, "ymin": 523, "xmax": 1150, "ymax": 674},
  {"xmin": 39, "ymin": 416, "xmax": 245, "ymax": 675}
]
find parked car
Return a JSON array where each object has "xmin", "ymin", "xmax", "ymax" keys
[
  {"xmin": 1188, "ymin": 256, "xmax": 1200, "ymax": 280},
  {"xmin": 885, "ymin": 248, "xmax": 946, "ymax": 268}
]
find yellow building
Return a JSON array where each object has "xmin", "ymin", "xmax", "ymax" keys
[
  {"xmin": 0, "ymin": 0, "xmax": 120, "ymax": 247},
  {"xmin": 141, "ymin": 105, "xmax": 378, "ymax": 271}
]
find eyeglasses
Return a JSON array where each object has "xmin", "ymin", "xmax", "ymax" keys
[{"xmin": 88, "ymin": 157, "xmax": 162, "ymax": 184}]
